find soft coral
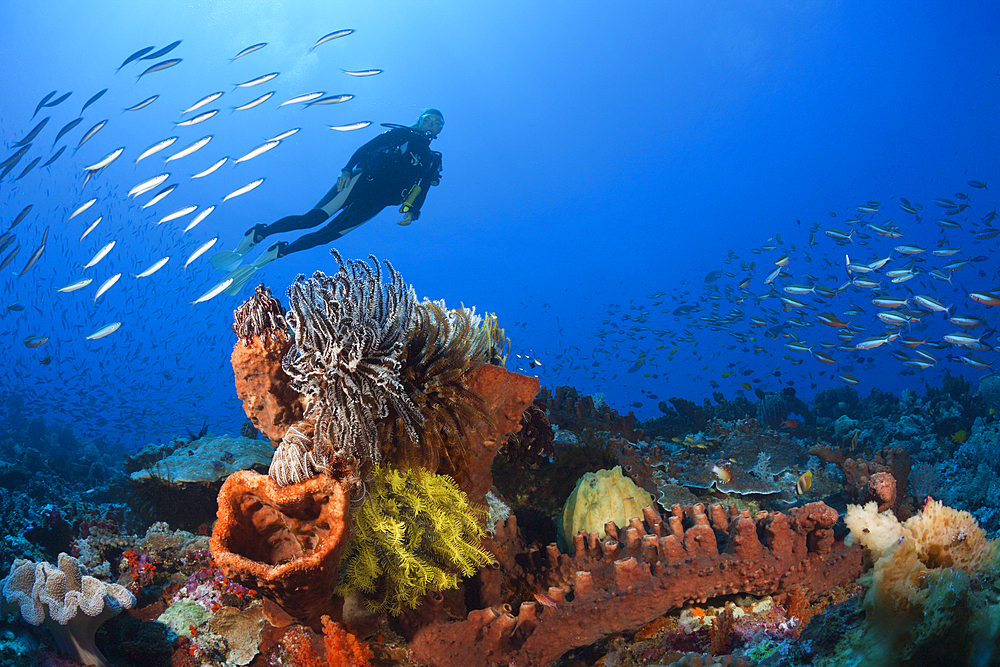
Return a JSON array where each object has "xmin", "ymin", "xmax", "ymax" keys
[{"xmin": 280, "ymin": 616, "xmax": 373, "ymax": 667}]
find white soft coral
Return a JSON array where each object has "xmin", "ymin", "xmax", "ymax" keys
[{"xmin": 1, "ymin": 552, "xmax": 136, "ymax": 667}]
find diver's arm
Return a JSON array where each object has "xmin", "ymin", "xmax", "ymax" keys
[{"xmin": 406, "ymin": 155, "xmax": 442, "ymax": 220}]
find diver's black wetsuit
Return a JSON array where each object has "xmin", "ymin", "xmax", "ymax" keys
[{"xmin": 259, "ymin": 125, "xmax": 442, "ymax": 256}]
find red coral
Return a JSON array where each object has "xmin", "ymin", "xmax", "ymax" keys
[{"xmin": 322, "ymin": 616, "xmax": 374, "ymax": 667}]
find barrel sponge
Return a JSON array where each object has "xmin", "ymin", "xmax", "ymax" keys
[
  {"xmin": 0, "ymin": 552, "xmax": 136, "ymax": 667},
  {"xmin": 561, "ymin": 465, "xmax": 654, "ymax": 548}
]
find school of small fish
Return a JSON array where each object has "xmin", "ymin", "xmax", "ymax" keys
[{"xmin": 0, "ymin": 30, "xmax": 383, "ymax": 445}]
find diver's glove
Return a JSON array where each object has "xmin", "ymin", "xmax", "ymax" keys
[
  {"xmin": 397, "ymin": 212, "xmax": 413, "ymax": 226},
  {"xmin": 336, "ymin": 169, "xmax": 352, "ymax": 192}
]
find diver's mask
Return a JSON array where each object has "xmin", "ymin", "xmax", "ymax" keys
[{"xmin": 417, "ymin": 112, "xmax": 444, "ymax": 138}]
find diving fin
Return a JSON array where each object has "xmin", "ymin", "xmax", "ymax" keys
[
  {"xmin": 252, "ymin": 242, "xmax": 284, "ymax": 269},
  {"xmin": 210, "ymin": 250, "xmax": 244, "ymax": 272},
  {"xmin": 233, "ymin": 225, "xmax": 264, "ymax": 255},
  {"xmin": 222, "ymin": 265, "xmax": 258, "ymax": 296}
]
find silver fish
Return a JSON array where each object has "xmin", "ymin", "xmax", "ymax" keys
[
  {"xmin": 328, "ymin": 121, "xmax": 371, "ymax": 131},
  {"xmin": 141, "ymin": 184, "xmax": 177, "ymax": 209},
  {"xmin": 14, "ymin": 158, "xmax": 40, "ymax": 181},
  {"xmin": 85, "ymin": 321, "xmax": 121, "ymax": 340},
  {"xmin": 43, "ymin": 92, "xmax": 72, "ymax": 108},
  {"xmin": 137, "ymin": 58, "xmax": 182, "ymax": 81},
  {"xmin": 176, "ymin": 109, "xmax": 218, "ymax": 127},
  {"xmin": 158, "ymin": 205, "xmax": 198, "ymax": 225},
  {"xmin": 184, "ymin": 237, "xmax": 218, "ymax": 269},
  {"xmin": 235, "ymin": 72, "xmax": 278, "ymax": 88},
  {"xmin": 41, "ymin": 146, "xmax": 66, "ymax": 168},
  {"xmin": 0, "ymin": 245, "xmax": 20, "ymax": 272},
  {"xmin": 182, "ymin": 91, "xmax": 223, "ymax": 115},
  {"xmin": 278, "ymin": 92, "xmax": 324, "ymax": 107},
  {"xmin": 310, "ymin": 29, "xmax": 353, "ymax": 51},
  {"xmin": 164, "ymin": 135, "xmax": 212, "ymax": 163},
  {"xmin": 124, "ymin": 95, "xmax": 159, "ymax": 112},
  {"xmin": 342, "ymin": 69, "xmax": 381, "ymax": 77},
  {"xmin": 191, "ymin": 278, "xmax": 233, "ymax": 304},
  {"xmin": 233, "ymin": 140, "xmax": 279, "ymax": 165},
  {"xmin": 128, "ymin": 173, "xmax": 170, "ymax": 198},
  {"xmin": 222, "ymin": 178, "xmax": 264, "ymax": 202},
  {"xmin": 83, "ymin": 147, "xmax": 124, "ymax": 171},
  {"xmin": 79, "ymin": 216, "xmax": 102, "ymax": 242},
  {"xmin": 307, "ymin": 94, "xmax": 353, "ymax": 106},
  {"xmin": 17, "ymin": 234, "xmax": 46, "ymax": 277},
  {"xmin": 135, "ymin": 136, "xmax": 178, "ymax": 165},
  {"xmin": 52, "ymin": 117, "xmax": 83, "ymax": 147},
  {"xmin": 73, "ymin": 120, "xmax": 108, "ymax": 153},
  {"xmin": 80, "ymin": 89, "xmax": 107, "ymax": 114},
  {"xmin": 184, "ymin": 205, "xmax": 215, "ymax": 232},
  {"xmin": 231, "ymin": 42, "xmax": 267, "ymax": 62},
  {"xmin": 117, "ymin": 46, "xmax": 154, "ymax": 72},
  {"xmin": 83, "ymin": 240, "xmax": 115, "ymax": 269},
  {"xmin": 68, "ymin": 198, "xmax": 98, "ymax": 221},
  {"xmin": 191, "ymin": 158, "xmax": 227, "ymax": 179},
  {"xmin": 94, "ymin": 273, "xmax": 122, "ymax": 302},
  {"xmin": 134, "ymin": 256, "xmax": 170, "ymax": 278},
  {"xmin": 32, "ymin": 91, "xmax": 57, "ymax": 119},
  {"xmin": 10, "ymin": 205, "xmax": 32, "ymax": 229},
  {"xmin": 233, "ymin": 91, "xmax": 274, "ymax": 111},
  {"xmin": 14, "ymin": 117, "xmax": 49, "ymax": 147},
  {"xmin": 268, "ymin": 128, "xmax": 300, "ymax": 141},
  {"xmin": 141, "ymin": 41, "xmax": 182, "ymax": 61},
  {"xmin": 56, "ymin": 277, "xmax": 93, "ymax": 293}
]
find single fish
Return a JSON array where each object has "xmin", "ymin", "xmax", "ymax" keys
[
  {"xmin": 51, "ymin": 117, "xmax": 83, "ymax": 147},
  {"xmin": 137, "ymin": 58, "xmax": 182, "ymax": 81},
  {"xmin": 913, "ymin": 294, "xmax": 949, "ymax": 313},
  {"xmin": 158, "ymin": 205, "xmax": 198, "ymax": 225},
  {"xmin": 9, "ymin": 205, "xmax": 32, "ymax": 230},
  {"xmin": 117, "ymin": 46, "xmax": 154, "ymax": 72},
  {"xmin": 184, "ymin": 237, "xmax": 218, "ymax": 268},
  {"xmin": 176, "ymin": 109, "xmax": 218, "ymax": 126},
  {"xmin": 68, "ymin": 198, "xmax": 98, "ymax": 221},
  {"xmin": 128, "ymin": 173, "xmax": 170, "ymax": 198},
  {"xmin": 18, "ymin": 227, "xmax": 47, "ymax": 276},
  {"xmin": 79, "ymin": 216, "xmax": 101, "ymax": 242},
  {"xmin": 38, "ymin": 354, "xmax": 52, "ymax": 365},
  {"xmin": 75, "ymin": 120, "xmax": 107, "ymax": 153},
  {"xmin": 310, "ymin": 29, "xmax": 354, "ymax": 51},
  {"xmin": 136, "ymin": 136, "xmax": 178, "ymax": 165},
  {"xmin": 222, "ymin": 178, "xmax": 264, "ymax": 202},
  {"xmin": 796, "ymin": 470, "xmax": 813, "ymax": 495},
  {"xmin": 233, "ymin": 140, "xmax": 279, "ymax": 165},
  {"xmin": 164, "ymin": 135, "xmax": 212, "ymax": 163},
  {"xmin": 184, "ymin": 205, "xmax": 215, "ymax": 232},
  {"xmin": 83, "ymin": 240, "xmax": 115, "ymax": 269},
  {"xmin": 124, "ymin": 95, "xmax": 159, "ymax": 112},
  {"xmin": 80, "ymin": 89, "xmax": 108, "ymax": 115},
  {"xmin": 24, "ymin": 335, "xmax": 49, "ymax": 348},
  {"xmin": 141, "ymin": 40, "xmax": 182, "ymax": 60},
  {"xmin": 134, "ymin": 256, "xmax": 170, "ymax": 277},
  {"xmin": 231, "ymin": 42, "xmax": 267, "ymax": 62},
  {"xmin": 83, "ymin": 146, "xmax": 124, "ymax": 171},
  {"xmin": 268, "ymin": 128, "xmax": 300, "ymax": 141},
  {"xmin": 190, "ymin": 158, "xmax": 227, "ymax": 179},
  {"xmin": 13, "ymin": 117, "xmax": 50, "ymax": 147},
  {"xmin": 969, "ymin": 292, "xmax": 1000, "ymax": 307},
  {"xmin": 0, "ymin": 245, "xmax": 20, "ymax": 272},
  {"xmin": 4, "ymin": 301, "xmax": 25, "ymax": 312},
  {"xmin": 14, "ymin": 158, "xmax": 41, "ymax": 181},
  {"xmin": 32, "ymin": 91, "xmax": 57, "ymax": 119},
  {"xmin": 85, "ymin": 321, "xmax": 121, "ymax": 340},
  {"xmin": 307, "ymin": 94, "xmax": 353, "ymax": 106},
  {"xmin": 342, "ymin": 68, "xmax": 382, "ymax": 77},
  {"xmin": 182, "ymin": 91, "xmax": 224, "ymax": 115},
  {"xmin": 232, "ymin": 91, "xmax": 274, "ymax": 111},
  {"xmin": 278, "ymin": 92, "xmax": 324, "ymax": 107},
  {"xmin": 1, "ymin": 145, "xmax": 32, "ymax": 169},
  {"xmin": 43, "ymin": 91, "xmax": 72, "ymax": 108},
  {"xmin": 93, "ymin": 273, "xmax": 122, "ymax": 302},
  {"xmin": 141, "ymin": 184, "xmax": 177, "ymax": 209},
  {"xmin": 56, "ymin": 277, "xmax": 93, "ymax": 293},
  {"xmin": 191, "ymin": 278, "xmax": 234, "ymax": 304},
  {"xmin": 41, "ymin": 146, "xmax": 66, "ymax": 168},
  {"xmin": 328, "ymin": 121, "xmax": 371, "ymax": 131},
  {"xmin": 235, "ymin": 72, "xmax": 279, "ymax": 88}
]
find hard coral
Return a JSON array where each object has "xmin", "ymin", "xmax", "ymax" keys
[
  {"xmin": 336, "ymin": 465, "xmax": 492, "ymax": 615},
  {"xmin": 0, "ymin": 552, "xmax": 136, "ymax": 667},
  {"xmin": 209, "ymin": 470, "xmax": 351, "ymax": 631}
]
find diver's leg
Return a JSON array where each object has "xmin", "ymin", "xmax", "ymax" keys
[{"xmin": 279, "ymin": 201, "xmax": 385, "ymax": 256}]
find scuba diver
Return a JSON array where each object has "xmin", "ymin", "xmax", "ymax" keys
[{"xmin": 213, "ymin": 108, "xmax": 444, "ymax": 293}]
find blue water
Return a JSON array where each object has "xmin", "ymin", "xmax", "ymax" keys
[{"xmin": 0, "ymin": 1, "xmax": 997, "ymax": 452}]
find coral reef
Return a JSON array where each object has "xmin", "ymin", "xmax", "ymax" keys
[
  {"xmin": 560, "ymin": 466, "xmax": 654, "ymax": 548},
  {"xmin": 209, "ymin": 470, "xmax": 351, "ymax": 631},
  {"xmin": 336, "ymin": 464, "xmax": 492, "ymax": 615}
]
